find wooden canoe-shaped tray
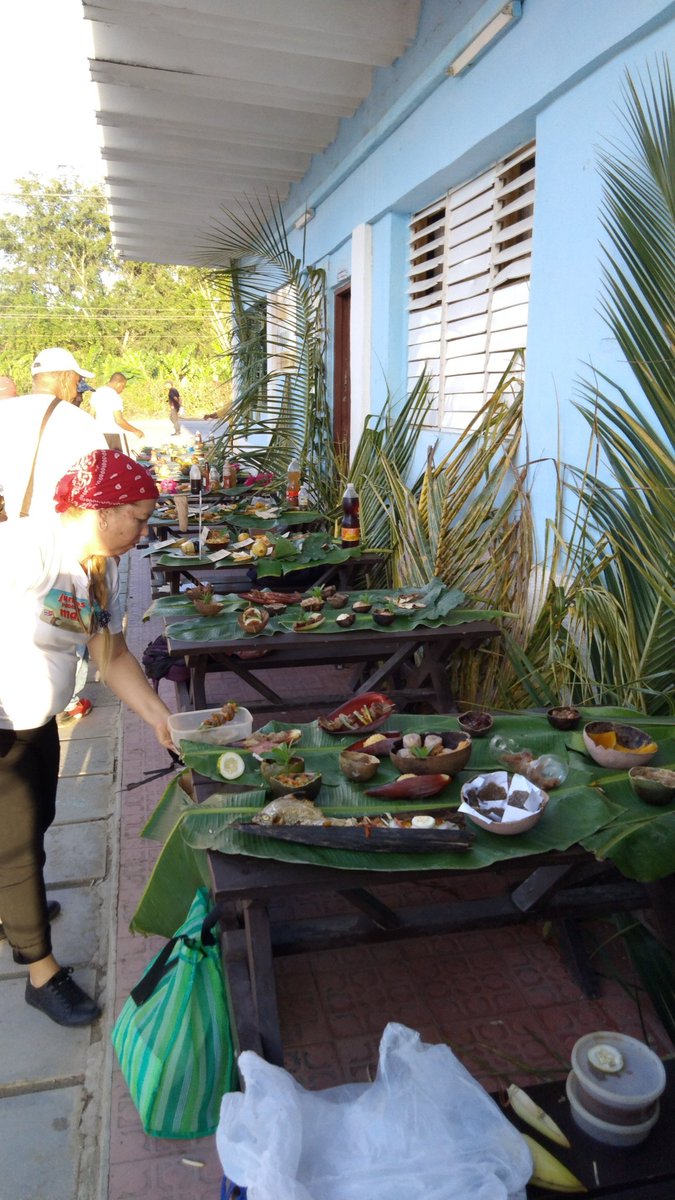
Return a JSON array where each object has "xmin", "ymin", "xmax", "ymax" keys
[{"xmin": 231, "ymin": 820, "xmax": 475, "ymax": 854}]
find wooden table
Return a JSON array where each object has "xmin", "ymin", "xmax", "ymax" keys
[
  {"xmin": 166, "ymin": 618, "xmax": 500, "ymax": 710},
  {"xmin": 206, "ymin": 842, "xmax": 650, "ymax": 1068},
  {"xmin": 153, "ymin": 548, "xmax": 383, "ymax": 596}
]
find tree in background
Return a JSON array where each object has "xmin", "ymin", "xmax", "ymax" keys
[{"xmin": 0, "ymin": 174, "xmax": 230, "ymax": 416}]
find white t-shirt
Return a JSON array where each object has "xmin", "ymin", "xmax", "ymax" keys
[
  {"xmin": 0, "ymin": 518, "xmax": 122, "ymax": 730},
  {"xmin": 0, "ymin": 394, "xmax": 107, "ymax": 520},
  {"xmin": 91, "ymin": 385, "xmax": 122, "ymax": 433}
]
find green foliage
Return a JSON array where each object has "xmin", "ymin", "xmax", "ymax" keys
[{"xmin": 0, "ymin": 173, "xmax": 230, "ymax": 413}]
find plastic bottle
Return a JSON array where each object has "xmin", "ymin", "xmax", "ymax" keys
[
  {"xmin": 298, "ymin": 483, "xmax": 310, "ymax": 510},
  {"xmin": 200, "ymin": 459, "xmax": 210, "ymax": 492},
  {"xmin": 209, "ymin": 464, "xmax": 220, "ymax": 491},
  {"xmin": 0, "ymin": 485, "xmax": 6, "ymax": 523},
  {"xmin": 222, "ymin": 462, "xmax": 237, "ymax": 489},
  {"xmin": 341, "ymin": 483, "xmax": 360, "ymax": 547},
  {"xmin": 189, "ymin": 462, "xmax": 202, "ymax": 495},
  {"xmin": 286, "ymin": 458, "xmax": 301, "ymax": 507}
]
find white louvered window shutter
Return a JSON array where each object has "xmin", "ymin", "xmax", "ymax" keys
[{"xmin": 408, "ymin": 141, "xmax": 535, "ymax": 432}]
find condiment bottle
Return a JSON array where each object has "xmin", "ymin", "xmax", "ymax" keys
[
  {"xmin": 298, "ymin": 483, "xmax": 310, "ymax": 510},
  {"xmin": 286, "ymin": 458, "xmax": 301, "ymax": 507},
  {"xmin": 341, "ymin": 482, "xmax": 360, "ymax": 547},
  {"xmin": 189, "ymin": 462, "xmax": 202, "ymax": 495},
  {"xmin": 222, "ymin": 462, "xmax": 237, "ymax": 489},
  {"xmin": 200, "ymin": 459, "xmax": 210, "ymax": 492},
  {"xmin": 209, "ymin": 465, "xmax": 220, "ymax": 491}
]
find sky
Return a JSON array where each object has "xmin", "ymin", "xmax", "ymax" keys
[{"xmin": 0, "ymin": 0, "xmax": 103, "ymax": 210}]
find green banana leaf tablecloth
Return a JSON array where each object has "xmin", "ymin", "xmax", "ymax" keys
[{"xmin": 131, "ymin": 707, "xmax": 675, "ymax": 939}]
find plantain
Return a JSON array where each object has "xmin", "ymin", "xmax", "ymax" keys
[
  {"xmin": 507, "ymin": 1083, "xmax": 570, "ymax": 1147},
  {"xmin": 522, "ymin": 1134, "xmax": 587, "ymax": 1193}
]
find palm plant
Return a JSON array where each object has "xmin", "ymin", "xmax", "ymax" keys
[{"xmin": 201, "ymin": 198, "xmax": 340, "ymax": 509}]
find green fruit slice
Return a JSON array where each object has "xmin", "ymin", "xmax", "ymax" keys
[{"xmin": 217, "ymin": 751, "xmax": 246, "ymax": 780}]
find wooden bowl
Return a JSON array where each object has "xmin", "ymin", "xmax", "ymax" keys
[
  {"xmin": 628, "ymin": 766, "xmax": 675, "ymax": 806},
  {"xmin": 457, "ymin": 711, "xmax": 494, "ymax": 737},
  {"xmin": 339, "ymin": 750, "xmax": 380, "ymax": 781},
  {"xmin": 583, "ymin": 721, "xmax": 658, "ymax": 770},
  {"xmin": 390, "ymin": 731, "xmax": 472, "ymax": 775},
  {"xmin": 266, "ymin": 771, "xmax": 322, "ymax": 801},
  {"xmin": 547, "ymin": 706, "xmax": 581, "ymax": 731}
]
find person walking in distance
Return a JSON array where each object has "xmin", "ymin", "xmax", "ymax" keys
[
  {"xmin": 0, "ymin": 449, "xmax": 172, "ymax": 1026},
  {"xmin": 91, "ymin": 372, "xmax": 144, "ymax": 452}
]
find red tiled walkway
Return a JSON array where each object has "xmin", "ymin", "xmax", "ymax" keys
[{"xmin": 108, "ymin": 548, "xmax": 672, "ymax": 1200}]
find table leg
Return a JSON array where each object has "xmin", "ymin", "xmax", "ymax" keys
[{"xmin": 243, "ymin": 901, "xmax": 284, "ymax": 1067}]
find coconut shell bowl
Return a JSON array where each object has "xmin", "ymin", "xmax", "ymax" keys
[
  {"xmin": 628, "ymin": 766, "xmax": 675, "ymax": 806},
  {"xmin": 390, "ymin": 731, "xmax": 472, "ymax": 776},
  {"xmin": 583, "ymin": 721, "xmax": 658, "ymax": 770},
  {"xmin": 457, "ymin": 711, "xmax": 494, "ymax": 737}
]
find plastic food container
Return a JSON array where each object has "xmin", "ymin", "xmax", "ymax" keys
[
  {"xmin": 570, "ymin": 1031, "xmax": 666, "ymax": 1122},
  {"xmin": 168, "ymin": 706, "xmax": 253, "ymax": 751},
  {"xmin": 565, "ymin": 1071, "xmax": 660, "ymax": 1147}
]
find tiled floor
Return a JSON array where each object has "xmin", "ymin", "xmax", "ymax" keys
[{"xmin": 107, "ymin": 551, "xmax": 673, "ymax": 1200}]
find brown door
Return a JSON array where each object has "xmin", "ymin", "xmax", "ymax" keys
[{"xmin": 333, "ymin": 285, "xmax": 351, "ymax": 464}]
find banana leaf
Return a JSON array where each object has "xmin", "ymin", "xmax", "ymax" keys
[
  {"xmin": 140, "ymin": 769, "xmax": 200, "ymax": 842},
  {"xmin": 129, "ymin": 813, "xmax": 212, "ymax": 938},
  {"xmin": 580, "ymin": 769, "xmax": 675, "ymax": 881},
  {"xmin": 225, "ymin": 509, "xmax": 326, "ymax": 529},
  {"xmin": 143, "ymin": 593, "xmax": 247, "ymax": 620}
]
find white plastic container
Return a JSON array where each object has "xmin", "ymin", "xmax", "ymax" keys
[
  {"xmin": 168, "ymin": 706, "xmax": 253, "ymax": 751},
  {"xmin": 566, "ymin": 1071, "xmax": 660, "ymax": 1147},
  {"xmin": 571, "ymin": 1031, "xmax": 666, "ymax": 1122}
]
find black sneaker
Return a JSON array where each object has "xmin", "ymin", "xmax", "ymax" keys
[
  {"xmin": 0, "ymin": 898, "xmax": 61, "ymax": 942},
  {"xmin": 25, "ymin": 967, "xmax": 101, "ymax": 1027}
]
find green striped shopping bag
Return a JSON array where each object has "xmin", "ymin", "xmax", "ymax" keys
[{"xmin": 112, "ymin": 887, "xmax": 237, "ymax": 1138}]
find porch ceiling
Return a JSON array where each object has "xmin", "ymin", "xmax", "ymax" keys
[{"xmin": 84, "ymin": 0, "xmax": 422, "ymax": 265}]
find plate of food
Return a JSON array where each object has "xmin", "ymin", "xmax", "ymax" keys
[
  {"xmin": 318, "ymin": 692, "xmax": 397, "ymax": 735},
  {"xmin": 232, "ymin": 796, "xmax": 474, "ymax": 853}
]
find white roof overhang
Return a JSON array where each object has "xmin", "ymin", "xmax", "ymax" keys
[{"xmin": 84, "ymin": 0, "xmax": 422, "ymax": 264}]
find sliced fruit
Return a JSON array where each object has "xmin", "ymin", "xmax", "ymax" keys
[
  {"xmin": 217, "ymin": 751, "xmax": 246, "ymax": 780},
  {"xmin": 590, "ymin": 730, "xmax": 616, "ymax": 749}
]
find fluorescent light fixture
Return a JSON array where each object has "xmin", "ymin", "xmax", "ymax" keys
[
  {"xmin": 293, "ymin": 208, "xmax": 315, "ymax": 230},
  {"xmin": 447, "ymin": 2, "xmax": 519, "ymax": 76}
]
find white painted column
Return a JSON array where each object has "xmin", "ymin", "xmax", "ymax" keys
[{"xmin": 349, "ymin": 222, "xmax": 372, "ymax": 462}]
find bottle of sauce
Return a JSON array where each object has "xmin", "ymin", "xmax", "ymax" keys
[
  {"xmin": 341, "ymin": 483, "xmax": 360, "ymax": 547},
  {"xmin": 222, "ymin": 462, "xmax": 237, "ymax": 489},
  {"xmin": 286, "ymin": 458, "xmax": 301, "ymax": 507},
  {"xmin": 200, "ymin": 459, "xmax": 210, "ymax": 492},
  {"xmin": 209, "ymin": 464, "xmax": 220, "ymax": 491},
  {"xmin": 298, "ymin": 483, "xmax": 309, "ymax": 510},
  {"xmin": 189, "ymin": 462, "xmax": 202, "ymax": 495}
]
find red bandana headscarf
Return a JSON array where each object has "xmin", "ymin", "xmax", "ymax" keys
[{"xmin": 54, "ymin": 449, "xmax": 159, "ymax": 513}]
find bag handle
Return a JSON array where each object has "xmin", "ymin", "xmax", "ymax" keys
[
  {"xmin": 20, "ymin": 396, "xmax": 62, "ymax": 518},
  {"xmin": 130, "ymin": 904, "xmax": 221, "ymax": 1006}
]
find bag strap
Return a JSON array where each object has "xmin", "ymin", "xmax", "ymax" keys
[
  {"xmin": 20, "ymin": 396, "xmax": 62, "ymax": 518},
  {"xmin": 130, "ymin": 905, "xmax": 221, "ymax": 1007}
]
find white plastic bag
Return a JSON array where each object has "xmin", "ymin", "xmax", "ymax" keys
[{"xmin": 216, "ymin": 1023, "xmax": 531, "ymax": 1200}]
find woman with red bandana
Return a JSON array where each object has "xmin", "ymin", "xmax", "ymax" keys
[{"xmin": 0, "ymin": 449, "xmax": 172, "ymax": 1027}]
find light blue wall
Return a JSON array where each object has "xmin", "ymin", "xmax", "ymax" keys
[{"xmin": 284, "ymin": 0, "xmax": 675, "ymax": 533}]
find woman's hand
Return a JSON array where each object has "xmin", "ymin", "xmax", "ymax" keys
[{"xmin": 153, "ymin": 718, "xmax": 175, "ymax": 750}]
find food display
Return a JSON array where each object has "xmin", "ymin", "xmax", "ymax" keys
[
  {"xmin": 457, "ymin": 710, "xmax": 494, "ymax": 737},
  {"xmin": 319, "ymin": 693, "xmax": 396, "ymax": 733},
  {"xmin": 237, "ymin": 606, "xmax": 270, "ymax": 635},
  {"xmin": 583, "ymin": 721, "xmax": 658, "ymax": 769},
  {"xmin": 365, "ymin": 773, "xmax": 451, "ymax": 800},
  {"xmin": 459, "ymin": 772, "xmax": 548, "ymax": 835},
  {"xmin": 489, "ymin": 735, "xmax": 569, "ymax": 790},
  {"xmin": 390, "ymin": 731, "xmax": 472, "ymax": 776},
  {"xmin": 240, "ymin": 797, "xmax": 474, "ymax": 852}
]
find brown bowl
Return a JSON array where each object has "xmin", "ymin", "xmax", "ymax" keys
[
  {"xmin": 457, "ymin": 711, "xmax": 494, "ymax": 737},
  {"xmin": 628, "ymin": 766, "xmax": 675, "ymax": 806},
  {"xmin": 583, "ymin": 721, "xmax": 658, "ymax": 770},
  {"xmin": 339, "ymin": 750, "xmax": 380, "ymax": 781},
  {"xmin": 390, "ymin": 731, "xmax": 472, "ymax": 775},
  {"xmin": 259, "ymin": 755, "xmax": 305, "ymax": 786},
  {"xmin": 327, "ymin": 592, "xmax": 349, "ymax": 609},
  {"xmin": 193, "ymin": 600, "xmax": 224, "ymax": 617},
  {"xmin": 266, "ymin": 770, "xmax": 322, "ymax": 801},
  {"xmin": 372, "ymin": 609, "xmax": 396, "ymax": 627},
  {"xmin": 547, "ymin": 706, "xmax": 582, "ymax": 731}
]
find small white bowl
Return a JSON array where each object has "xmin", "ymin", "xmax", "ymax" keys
[{"xmin": 566, "ymin": 1071, "xmax": 660, "ymax": 1147}]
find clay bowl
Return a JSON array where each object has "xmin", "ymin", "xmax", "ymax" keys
[
  {"xmin": 390, "ymin": 731, "xmax": 472, "ymax": 776},
  {"xmin": 628, "ymin": 766, "xmax": 675, "ymax": 806},
  {"xmin": 339, "ymin": 750, "xmax": 380, "ymax": 782},
  {"xmin": 457, "ymin": 711, "xmax": 494, "ymax": 738},
  {"xmin": 583, "ymin": 721, "xmax": 658, "ymax": 770},
  {"xmin": 266, "ymin": 770, "xmax": 322, "ymax": 801},
  {"xmin": 547, "ymin": 706, "xmax": 582, "ymax": 731}
]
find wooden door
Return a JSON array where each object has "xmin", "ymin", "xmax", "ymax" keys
[{"xmin": 333, "ymin": 285, "xmax": 351, "ymax": 464}]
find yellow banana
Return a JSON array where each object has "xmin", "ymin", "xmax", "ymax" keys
[
  {"xmin": 507, "ymin": 1083, "xmax": 570, "ymax": 1147},
  {"xmin": 522, "ymin": 1134, "xmax": 587, "ymax": 1193}
]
